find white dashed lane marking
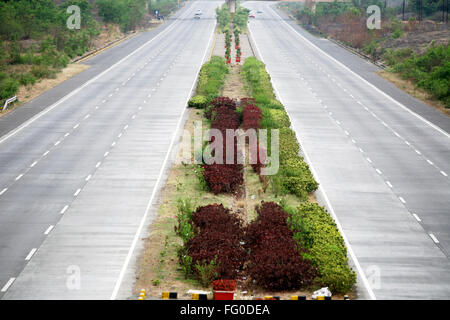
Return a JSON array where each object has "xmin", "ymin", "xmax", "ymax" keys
[
  {"xmin": 429, "ymin": 234, "xmax": 440, "ymax": 244},
  {"xmin": 44, "ymin": 225, "xmax": 54, "ymax": 235},
  {"xmin": 1, "ymin": 278, "xmax": 15, "ymax": 292},
  {"xmin": 25, "ymin": 248, "xmax": 37, "ymax": 261},
  {"xmin": 60, "ymin": 205, "xmax": 69, "ymax": 214}
]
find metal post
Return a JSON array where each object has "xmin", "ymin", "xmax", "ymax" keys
[{"xmin": 1, "ymin": 96, "xmax": 17, "ymax": 112}]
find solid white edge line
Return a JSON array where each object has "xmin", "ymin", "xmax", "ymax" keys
[
  {"xmin": 0, "ymin": 5, "xmax": 194, "ymax": 146},
  {"xmin": 25, "ymin": 248, "xmax": 37, "ymax": 261},
  {"xmin": 1, "ymin": 278, "xmax": 15, "ymax": 292},
  {"xmin": 268, "ymin": 4, "xmax": 450, "ymax": 140},
  {"xmin": 110, "ymin": 15, "xmax": 217, "ymax": 301},
  {"xmin": 247, "ymin": 17, "xmax": 376, "ymax": 300}
]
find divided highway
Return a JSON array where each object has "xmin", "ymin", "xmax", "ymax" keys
[
  {"xmin": 0, "ymin": 0, "xmax": 219, "ymax": 299},
  {"xmin": 245, "ymin": 1, "xmax": 450, "ymax": 299}
]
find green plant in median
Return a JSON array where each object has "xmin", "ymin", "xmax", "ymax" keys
[
  {"xmin": 216, "ymin": 4, "xmax": 232, "ymax": 31},
  {"xmin": 195, "ymin": 258, "xmax": 219, "ymax": 287},
  {"xmin": 233, "ymin": 6, "xmax": 250, "ymax": 31},
  {"xmin": 188, "ymin": 95, "xmax": 207, "ymax": 109},
  {"xmin": 242, "ymin": 57, "xmax": 319, "ymax": 199},
  {"xmin": 175, "ymin": 198, "xmax": 195, "ymax": 244},
  {"xmin": 196, "ymin": 56, "xmax": 229, "ymax": 102},
  {"xmin": 287, "ymin": 203, "xmax": 356, "ymax": 293}
]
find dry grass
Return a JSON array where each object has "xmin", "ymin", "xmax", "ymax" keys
[
  {"xmin": 378, "ymin": 70, "xmax": 450, "ymax": 116},
  {"xmin": 0, "ymin": 64, "xmax": 90, "ymax": 118}
]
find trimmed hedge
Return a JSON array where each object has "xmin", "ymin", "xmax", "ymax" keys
[
  {"xmin": 196, "ymin": 56, "xmax": 229, "ymax": 102},
  {"xmin": 242, "ymin": 57, "xmax": 318, "ymax": 198},
  {"xmin": 287, "ymin": 203, "xmax": 356, "ymax": 293},
  {"xmin": 188, "ymin": 95, "xmax": 207, "ymax": 109}
]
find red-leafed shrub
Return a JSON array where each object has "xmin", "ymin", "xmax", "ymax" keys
[
  {"xmin": 211, "ymin": 110, "xmax": 240, "ymax": 132},
  {"xmin": 202, "ymin": 163, "xmax": 243, "ymax": 194},
  {"xmin": 212, "ymin": 96, "xmax": 236, "ymax": 109},
  {"xmin": 192, "ymin": 204, "xmax": 243, "ymax": 236},
  {"xmin": 187, "ymin": 204, "xmax": 246, "ymax": 279},
  {"xmin": 244, "ymin": 202, "xmax": 316, "ymax": 290},
  {"xmin": 206, "ymin": 97, "xmax": 237, "ymax": 120},
  {"xmin": 211, "ymin": 279, "xmax": 237, "ymax": 291},
  {"xmin": 242, "ymin": 104, "xmax": 262, "ymax": 130},
  {"xmin": 246, "ymin": 240, "xmax": 316, "ymax": 290}
]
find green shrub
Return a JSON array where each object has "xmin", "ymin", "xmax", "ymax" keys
[
  {"xmin": 188, "ymin": 95, "xmax": 207, "ymax": 109},
  {"xmin": 269, "ymin": 109, "xmax": 291, "ymax": 128},
  {"xmin": 194, "ymin": 258, "xmax": 219, "ymax": 287},
  {"xmin": 279, "ymin": 127, "xmax": 300, "ymax": 162},
  {"xmin": 0, "ymin": 77, "xmax": 19, "ymax": 100},
  {"xmin": 17, "ymin": 73, "xmax": 37, "ymax": 86},
  {"xmin": 196, "ymin": 56, "xmax": 228, "ymax": 100},
  {"xmin": 281, "ymin": 176, "xmax": 308, "ymax": 200},
  {"xmin": 216, "ymin": 4, "xmax": 232, "ymax": 30},
  {"xmin": 383, "ymin": 45, "xmax": 450, "ymax": 108},
  {"xmin": 282, "ymin": 158, "xmax": 318, "ymax": 193},
  {"xmin": 31, "ymin": 65, "xmax": 55, "ymax": 79},
  {"xmin": 287, "ymin": 203, "xmax": 356, "ymax": 293},
  {"xmin": 175, "ymin": 198, "xmax": 195, "ymax": 244},
  {"xmin": 285, "ymin": 203, "xmax": 356, "ymax": 294}
]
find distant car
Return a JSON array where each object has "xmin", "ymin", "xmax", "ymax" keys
[
  {"xmin": 249, "ymin": 14, "xmax": 255, "ymax": 18},
  {"xmin": 257, "ymin": 10, "xmax": 263, "ymax": 14},
  {"xmin": 194, "ymin": 13, "xmax": 201, "ymax": 19},
  {"xmin": 196, "ymin": 9, "xmax": 202, "ymax": 15}
]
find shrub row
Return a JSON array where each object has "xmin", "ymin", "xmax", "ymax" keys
[
  {"xmin": 245, "ymin": 202, "xmax": 316, "ymax": 290},
  {"xmin": 242, "ymin": 57, "xmax": 318, "ymax": 199},
  {"xmin": 202, "ymin": 97, "xmax": 243, "ymax": 194},
  {"xmin": 193, "ymin": 56, "xmax": 229, "ymax": 104},
  {"xmin": 286, "ymin": 203, "xmax": 357, "ymax": 293},
  {"xmin": 177, "ymin": 204, "xmax": 246, "ymax": 284}
]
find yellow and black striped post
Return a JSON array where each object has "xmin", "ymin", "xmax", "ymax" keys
[
  {"xmin": 138, "ymin": 289, "xmax": 146, "ymax": 300},
  {"xmin": 162, "ymin": 292, "xmax": 178, "ymax": 299}
]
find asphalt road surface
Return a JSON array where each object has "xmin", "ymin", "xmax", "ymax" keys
[
  {"xmin": 0, "ymin": 0, "xmax": 219, "ymax": 299},
  {"xmin": 245, "ymin": 1, "xmax": 450, "ymax": 299}
]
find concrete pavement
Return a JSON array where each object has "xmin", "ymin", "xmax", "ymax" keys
[
  {"xmin": 245, "ymin": 1, "xmax": 450, "ymax": 299},
  {"xmin": 0, "ymin": 0, "xmax": 220, "ymax": 299}
]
